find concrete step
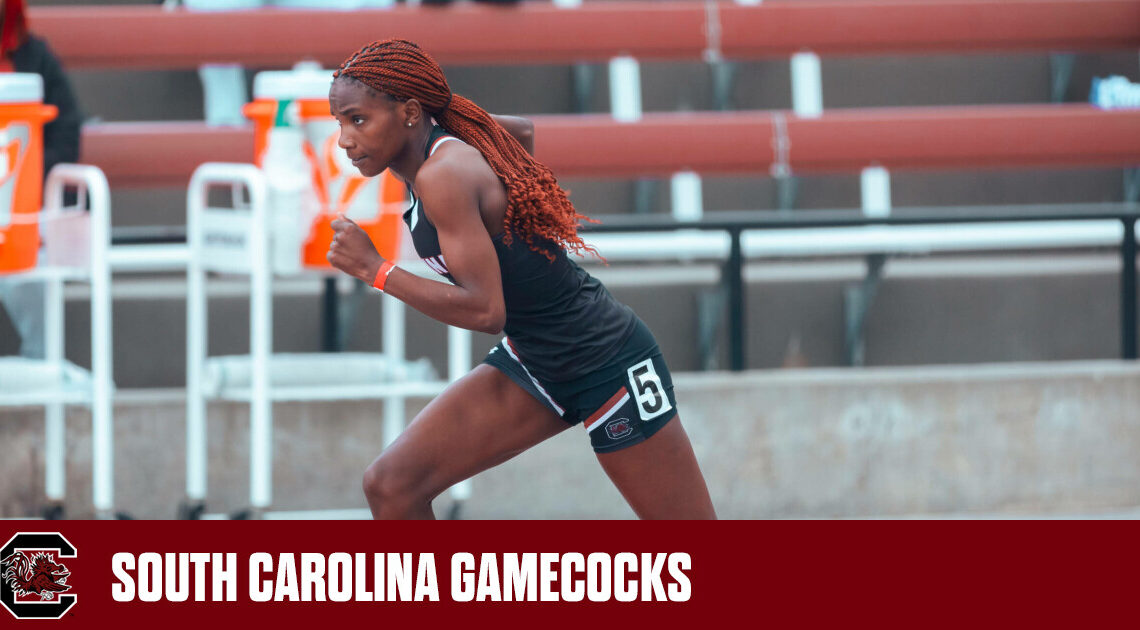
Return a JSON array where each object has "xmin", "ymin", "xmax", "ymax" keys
[{"xmin": 3, "ymin": 360, "xmax": 1138, "ymax": 519}]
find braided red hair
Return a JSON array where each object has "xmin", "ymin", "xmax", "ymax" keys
[{"xmin": 335, "ymin": 38, "xmax": 598, "ymax": 260}]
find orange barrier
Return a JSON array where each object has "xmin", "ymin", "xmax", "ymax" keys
[
  {"xmin": 242, "ymin": 98, "xmax": 404, "ymax": 267},
  {"xmin": 0, "ymin": 75, "xmax": 58, "ymax": 273},
  {"xmin": 31, "ymin": 1, "xmax": 1140, "ymax": 70},
  {"xmin": 80, "ymin": 105, "xmax": 1140, "ymax": 186}
]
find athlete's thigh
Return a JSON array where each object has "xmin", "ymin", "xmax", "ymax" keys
[
  {"xmin": 595, "ymin": 415, "xmax": 716, "ymax": 520},
  {"xmin": 381, "ymin": 363, "xmax": 570, "ymax": 498}
]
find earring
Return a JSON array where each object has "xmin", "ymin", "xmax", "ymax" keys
[{"xmin": 406, "ymin": 122, "xmax": 413, "ymax": 127}]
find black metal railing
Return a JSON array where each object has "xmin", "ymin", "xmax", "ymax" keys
[
  {"xmin": 111, "ymin": 204, "xmax": 1140, "ymax": 371},
  {"xmin": 581, "ymin": 204, "xmax": 1140, "ymax": 370}
]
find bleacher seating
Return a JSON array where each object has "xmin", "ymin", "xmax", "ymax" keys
[
  {"xmin": 32, "ymin": 0, "xmax": 1140, "ymax": 381},
  {"xmin": 30, "ymin": 1, "xmax": 1140, "ymax": 69},
  {"xmin": 22, "ymin": 0, "xmax": 1140, "ymax": 376},
  {"xmin": 23, "ymin": 1, "xmax": 1136, "ymax": 189},
  {"xmin": 81, "ymin": 105, "xmax": 1140, "ymax": 187}
]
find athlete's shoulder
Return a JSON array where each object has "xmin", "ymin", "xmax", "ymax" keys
[{"xmin": 417, "ymin": 137, "xmax": 495, "ymax": 194}]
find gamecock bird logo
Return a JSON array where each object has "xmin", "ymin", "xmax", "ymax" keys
[{"xmin": 1, "ymin": 551, "xmax": 72, "ymax": 600}]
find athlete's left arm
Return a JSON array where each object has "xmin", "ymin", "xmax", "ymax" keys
[{"xmin": 491, "ymin": 114, "xmax": 534, "ymax": 156}]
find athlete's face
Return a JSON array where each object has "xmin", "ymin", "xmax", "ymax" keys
[{"xmin": 329, "ymin": 77, "xmax": 410, "ymax": 178}]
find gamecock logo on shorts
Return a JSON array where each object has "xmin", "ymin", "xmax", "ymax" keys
[
  {"xmin": 605, "ymin": 417, "xmax": 633, "ymax": 440},
  {"xmin": 1, "ymin": 532, "xmax": 77, "ymax": 619}
]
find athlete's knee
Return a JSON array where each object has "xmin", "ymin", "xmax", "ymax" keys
[{"xmin": 361, "ymin": 452, "xmax": 432, "ymax": 508}]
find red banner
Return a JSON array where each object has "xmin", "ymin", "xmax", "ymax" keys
[{"xmin": 0, "ymin": 521, "xmax": 1133, "ymax": 628}]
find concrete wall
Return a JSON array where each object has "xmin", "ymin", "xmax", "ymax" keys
[{"xmin": 2, "ymin": 361, "xmax": 1138, "ymax": 519}]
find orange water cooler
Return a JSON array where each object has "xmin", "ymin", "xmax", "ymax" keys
[
  {"xmin": 0, "ymin": 73, "xmax": 58, "ymax": 274},
  {"xmin": 242, "ymin": 64, "xmax": 405, "ymax": 272}
]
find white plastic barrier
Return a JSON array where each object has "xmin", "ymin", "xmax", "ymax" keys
[
  {"xmin": 185, "ymin": 163, "xmax": 471, "ymax": 517},
  {"xmin": 0, "ymin": 164, "xmax": 115, "ymax": 516}
]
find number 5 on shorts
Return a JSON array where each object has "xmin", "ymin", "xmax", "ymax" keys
[{"xmin": 626, "ymin": 358, "xmax": 673, "ymax": 422}]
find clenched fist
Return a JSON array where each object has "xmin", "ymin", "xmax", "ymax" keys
[{"xmin": 327, "ymin": 214, "xmax": 384, "ymax": 283}]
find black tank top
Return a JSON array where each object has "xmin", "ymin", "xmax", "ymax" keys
[{"xmin": 403, "ymin": 125, "xmax": 636, "ymax": 382}]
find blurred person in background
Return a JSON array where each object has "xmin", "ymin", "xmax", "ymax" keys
[
  {"xmin": 0, "ymin": 0, "xmax": 83, "ymax": 359},
  {"xmin": 0, "ymin": 0, "xmax": 80, "ymax": 179}
]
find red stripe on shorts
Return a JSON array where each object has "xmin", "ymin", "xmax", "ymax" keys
[{"xmin": 583, "ymin": 386, "xmax": 630, "ymax": 433}]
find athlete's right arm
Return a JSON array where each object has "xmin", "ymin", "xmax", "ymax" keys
[
  {"xmin": 327, "ymin": 152, "xmax": 507, "ymax": 335},
  {"xmin": 491, "ymin": 114, "xmax": 534, "ymax": 156}
]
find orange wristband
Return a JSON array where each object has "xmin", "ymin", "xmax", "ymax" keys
[{"xmin": 372, "ymin": 261, "xmax": 396, "ymax": 292}]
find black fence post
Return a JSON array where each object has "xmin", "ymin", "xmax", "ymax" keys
[
  {"xmin": 322, "ymin": 278, "xmax": 339, "ymax": 352},
  {"xmin": 728, "ymin": 227, "xmax": 745, "ymax": 371},
  {"xmin": 1123, "ymin": 218, "xmax": 1137, "ymax": 360}
]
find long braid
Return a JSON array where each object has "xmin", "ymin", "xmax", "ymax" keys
[{"xmin": 335, "ymin": 39, "xmax": 598, "ymax": 261}]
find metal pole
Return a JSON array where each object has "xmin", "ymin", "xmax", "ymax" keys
[
  {"xmin": 1123, "ymin": 218, "xmax": 1137, "ymax": 359},
  {"xmin": 322, "ymin": 278, "xmax": 338, "ymax": 352},
  {"xmin": 186, "ymin": 173, "xmax": 207, "ymax": 505},
  {"xmin": 728, "ymin": 227, "xmax": 745, "ymax": 371},
  {"xmin": 382, "ymin": 295, "xmax": 406, "ymax": 448},
  {"xmin": 447, "ymin": 325, "xmax": 473, "ymax": 503},
  {"xmin": 87, "ymin": 168, "xmax": 114, "ymax": 515},
  {"xmin": 249, "ymin": 171, "xmax": 273, "ymax": 511},
  {"xmin": 43, "ymin": 273, "xmax": 65, "ymax": 504}
]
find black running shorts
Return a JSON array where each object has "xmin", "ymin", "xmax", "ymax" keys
[{"xmin": 483, "ymin": 318, "xmax": 678, "ymax": 453}]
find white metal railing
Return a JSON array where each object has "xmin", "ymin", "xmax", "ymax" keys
[
  {"xmin": 578, "ymin": 220, "xmax": 1128, "ymax": 264},
  {"xmin": 106, "ymin": 243, "xmax": 189, "ymax": 272},
  {"xmin": 0, "ymin": 163, "xmax": 115, "ymax": 516},
  {"xmin": 185, "ymin": 163, "xmax": 471, "ymax": 516}
]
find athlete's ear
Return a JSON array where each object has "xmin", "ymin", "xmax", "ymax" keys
[{"xmin": 401, "ymin": 99, "xmax": 425, "ymax": 128}]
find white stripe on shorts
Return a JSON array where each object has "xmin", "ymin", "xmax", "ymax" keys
[
  {"xmin": 500, "ymin": 339, "xmax": 565, "ymax": 417},
  {"xmin": 585, "ymin": 391, "xmax": 630, "ymax": 434}
]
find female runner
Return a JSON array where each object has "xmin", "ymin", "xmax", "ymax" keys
[{"xmin": 326, "ymin": 39, "xmax": 715, "ymax": 519}]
